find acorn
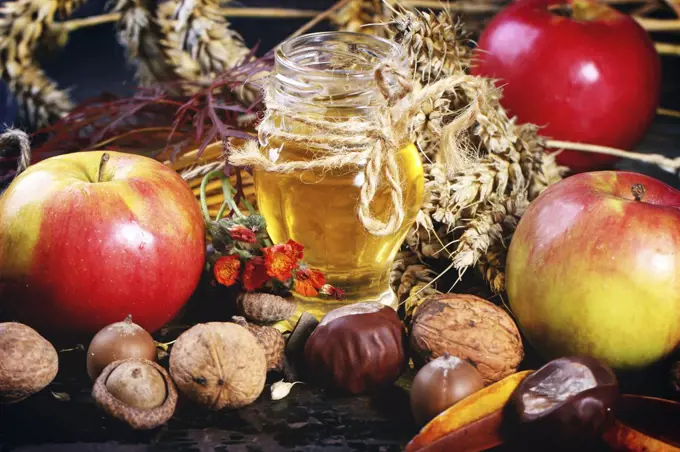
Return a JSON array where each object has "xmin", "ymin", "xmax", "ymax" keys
[
  {"xmin": 87, "ymin": 315, "xmax": 157, "ymax": 381},
  {"xmin": 236, "ymin": 293, "xmax": 297, "ymax": 324},
  {"xmin": 92, "ymin": 358, "xmax": 177, "ymax": 430},
  {"xmin": 410, "ymin": 353, "xmax": 485, "ymax": 426}
]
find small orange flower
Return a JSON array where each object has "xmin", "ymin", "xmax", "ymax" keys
[
  {"xmin": 243, "ymin": 256, "xmax": 269, "ymax": 292},
  {"xmin": 294, "ymin": 268, "xmax": 326, "ymax": 297},
  {"xmin": 263, "ymin": 239, "xmax": 304, "ymax": 281},
  {"xmin": 228, "ymin": 225, "xmax": 257, "ymax": 244},
  {"xmin": 214, "ymin": 255, "xmax": 241, "ymax": 287}
]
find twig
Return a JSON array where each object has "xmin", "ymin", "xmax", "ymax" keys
[
  {"xmin": 59, "ymin": 7, "xmax": 323, "ymax": 33},
  {"xmin": 546, "ymin": 139, "xmax": 680, "ymax": 174},
  {"xmin": 656, "ymin": 42, "xmax": 680, "ymax": 55},
  {"xmin": 658, "ymin": 107, "xmax": 680, "ymax": 118},
  {"xmin": 634, "ymin": 17, "xmax": 680, "ymax": 31},
  {"xmin": 219, "ymin": 7, "xmax": 319, "ymax": 18},
  {"xmin": 405, "ymin": 0, "xmax": 503, "ymax": 13},
  {"xmin": 286, "ymin": 0, "xmax": 352, "ymax": 41},
  {"xmin": 662, "ymin": 0, "xmax": 680, "ymax": 17}
]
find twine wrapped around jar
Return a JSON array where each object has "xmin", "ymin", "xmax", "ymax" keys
[{"xmin": 229, "ymin": 61, "xmax": 478, "ymax": 237}]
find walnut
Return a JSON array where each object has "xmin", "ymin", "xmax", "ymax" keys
[
  {"xmin": 169, "ymin": 322, "xmax": 267, "ymax": 410},
  {"xmin": 409, "ymin": 294, "xmax": 524, "ymax": 384}
]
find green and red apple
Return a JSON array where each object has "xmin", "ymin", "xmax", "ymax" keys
[
  {"xmin": 507, "ymin": 171, "xmax": 680, "ymax": 369},
  {"xmin": 0, "ymin": 151, "xmax": 205, "ymax": 336}
]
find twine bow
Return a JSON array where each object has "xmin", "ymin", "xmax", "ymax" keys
[{"xmin": 229, "ymin": 64, "xmax": 476, "ymax": 236}]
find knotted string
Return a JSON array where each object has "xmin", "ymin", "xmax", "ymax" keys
[{"xmin": 229, "ymin": 64, "xmax": 476, "ymax": 236}]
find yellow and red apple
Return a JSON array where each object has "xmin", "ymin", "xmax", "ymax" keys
[
  {"xmin": 0, "ymin": 151, "xmax": 205, "ymax": 336},
  {"xmin": 507, "ymin": 171, "xmax": 680, "ymax": 370}
]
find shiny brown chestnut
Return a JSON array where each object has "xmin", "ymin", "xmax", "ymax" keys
[
  {"xmin": 510, "ymin": 355, "xmax": 619, "ymax": 449},
  {"xmin": 304, "ymin": 302, "xmax": 407, "ymax": 394}
]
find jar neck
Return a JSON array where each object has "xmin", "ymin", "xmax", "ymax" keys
[{"xmin": 268, "ymin": 31, "xmax": 408, "ymax": 117}]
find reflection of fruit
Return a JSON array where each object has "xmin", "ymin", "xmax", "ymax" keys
[
  {"xmin": 507, "ymin": 171, "xmax": 680, "ymax": 369},
  {"xmin": 472, "ymin": 0, "xmax": 661, "ymax": 172},
  {"xmin": 406, "ymin": 370, "xmax": 533, "ymax": 452},
  {"xmin": 0, "ymin": 151, "xmax": 205, "ymax": 335}
]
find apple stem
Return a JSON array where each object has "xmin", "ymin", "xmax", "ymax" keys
[
  {"xmin": 548, "ymin": 3, "xmax": 573, "ymax": 18},
  {"xmin": 97, "ymin": 153, "xmax": 110, "ymax": 183},
  {"xmin": 631, "ymin": 184, "xmax": 646, "ymax": 202}
]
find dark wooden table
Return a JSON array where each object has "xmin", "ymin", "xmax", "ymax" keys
[{"xmin": 1, "ymin": 4, "xmax": 680, "ymax": 451}]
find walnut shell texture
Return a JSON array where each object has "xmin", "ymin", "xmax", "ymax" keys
[
  {"xmin": 410, "ymin": 294, "xmax": 524, "ymax": 384},
  {"xmin": 237, "ymin": 293, "xmax": 297, "ymax": 323},
  {"xmin": 232, "ymin": 316, "xmax": 285, "ymax": 371},
  {"xmin": 92, "ymin": 358, "xmax": 177, "ymax": 430},
  {"xmin": 169, "ymin": 322, "xmax": 267, "ymax": 410},
  {"xmin": 0, "ymin": 322, "xmax": 58, "ymax": 404}
]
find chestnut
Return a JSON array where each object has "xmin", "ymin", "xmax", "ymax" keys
[
  {"xmin": 510, "ymin": 355, "xmax": 619, "ymax": 448},
  {"xmin": 304, "ymin": 302, "xmax": 406, "ymax": 394},
  {"xmin": 410, "ymin": 353, "xmax": 485, "ymax": 426}
]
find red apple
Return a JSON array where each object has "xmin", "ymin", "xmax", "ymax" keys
[
  {"xmin": 506, "ymin": 171, "xmax": 680, "ymax": 370},
  {"xmin": 471, "ymin": 0, "xmax": 661, "ymax": 173},
  {"xmin": 0, "ymin": 151, "xmax": 205, "ymax": 336}
]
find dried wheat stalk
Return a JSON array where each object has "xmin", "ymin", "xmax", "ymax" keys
[
  {"xmin": 112, "ymin": 0, "xmax": 174, "ymax": 86},
  {"xmin": 385, "ymin": 6, "xmax": 563, "ymax": 293},
  {"xmin": 156, "ymin": 0, "xmax": 250, "ymax": 87},
  {"xmin": 0, "ymin": 0, "xmax": 86, "ymax": 128},
  {"xmin": 332, "ymin": 0, "xmax": 391, "ymax": 36}
]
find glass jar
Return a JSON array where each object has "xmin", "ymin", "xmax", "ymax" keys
[{"xmin": 255, "ymin": 32, "xmax": 424, "ymax": 318}]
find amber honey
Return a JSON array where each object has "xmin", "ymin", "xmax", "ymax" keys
[
  {"xmin": 255, "ymin": 141, "xmax": 423, "ymax": 315},
  {"xmin": 253, "ymin": 31, "xmax": 425, "ymax": 320}
]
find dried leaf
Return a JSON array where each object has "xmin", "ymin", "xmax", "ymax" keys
[{"xmin": 51, "ymin": 391, "xmax": 71, "ymax": 402}]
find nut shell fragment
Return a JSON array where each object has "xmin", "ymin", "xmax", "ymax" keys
[
  {"xmin": 169, "ymin": 322, "xmax": 267, "ymax": 410},
  {"xmin": 0, "ymin": 322, "xmax": 59, "ymax": 404},
  {"xmin": 410, "ymin": 294, "xmax": 524, "ymax": 384},
  {"xmin": 92, "ymin": 358, "xmax": 177, "ymax": 430}
]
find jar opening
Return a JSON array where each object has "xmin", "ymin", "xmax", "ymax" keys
[{"xmin": 272, "ymin": 32, "xmax": 408, "ymax": 111}]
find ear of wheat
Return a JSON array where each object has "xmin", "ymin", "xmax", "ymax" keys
[
  {"xmin": 112, "ymin": 0, "xmax": 175, "ymax": 86},
  {"xmin": 0, "ymin": 0, "xmax": 87, "ymax": 129},
  {"xmin": 156, "ymin": 0, "xmax": 250, "ymax": 88},
  {"xmin": 385, "ymin": 6, "xmax": 564, "ymax": 294},
  {"xmin": 332, "ymin": 0, "xmax": 391, "ymax": 36}
]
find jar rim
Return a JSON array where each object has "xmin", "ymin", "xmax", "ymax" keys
[{"xmin": 275, "ymin": 31, "xmax": 407, "ymax": 80}]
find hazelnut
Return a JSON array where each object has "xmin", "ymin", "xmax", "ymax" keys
[
  {"xmin": 237, "ymin": 293, "xmax": 297, "ymax": 323},
  {"xmin": 87, "ymin": 315, "xmax": 157, "ymax": 381},
  {"xmin": 92, "ymin": 358, "xmax": 177, "ymax": 430},
  {"xmin": 169, "ymin": 322, "xmax": 267, "ymax": 410},
  {"xmin": 232, "ymin": 316, "xmax": 285, "ymax": 372},
  {"xmin": 410, "ymin": 293, "xmax": 524, "ymax": 384},
  {"xmin": 0, "ymin": 322, "xmax": 59, "ymax": 404},
  {"xmin": 410, "ymin": 353, "xmax": 485, "ymax": 426},
  {"xmin": 304, "ymin": 302, "xmax": 406, "ymax": 394}
]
